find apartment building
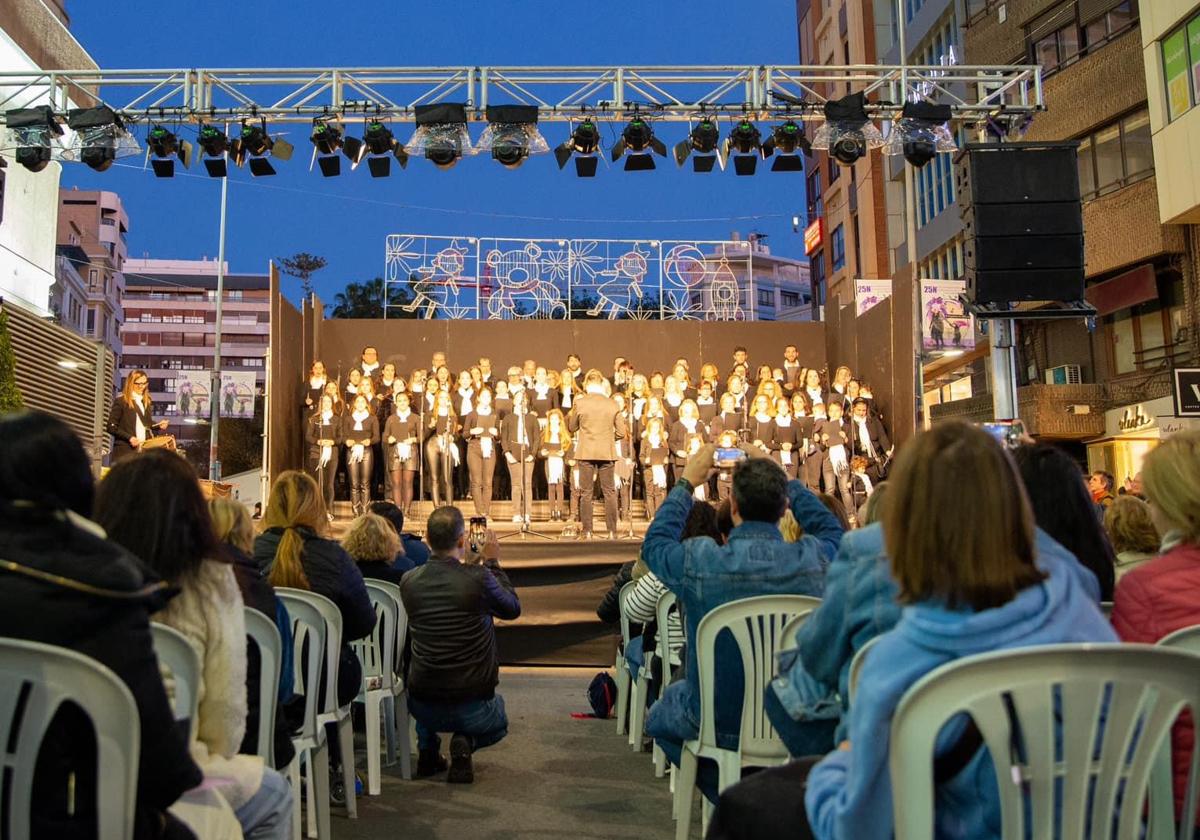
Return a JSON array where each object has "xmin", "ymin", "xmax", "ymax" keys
[
  {"xmin": 702, "ymin": 233, "xmax": 814, "ymax": 321},
  {"xmin": 56, "ymin": 188, "xmax": 127, "ymax": 358}
]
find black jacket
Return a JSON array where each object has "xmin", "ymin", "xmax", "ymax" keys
[
  {"xmin": 0, "ymin": 505, "xmax": 202, "ymax": 840},
  {"xmin": 596, "ymin": 560, "xmax": 636, "ymax": 624},
  {"xmin": 847, "ymin": 415, "xmax": 892, "ymax": 461},
  {"xmin": 107, "ymin": 396, "xmax": 158, "ymax": 461},
  {"xmin": 400, "ymin": 555, "xmax": 521, "ymax": 703}
]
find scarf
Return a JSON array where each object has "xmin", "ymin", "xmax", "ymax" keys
[
  {"xmin": 309, "ymin": 375, "xmax": 326, "ymax": 390},
  {"xmin": 534, "ymin": 383, "xmax": 550, "ymax": 398},
  {"xmin": 361, "ymin": 361, "xmax": 379, "ymax": 376},
  {"xmin": 320, "ymin": 409, "xmax": 333, "ymax": 424},
  {"xmin": 854, "ymin": 416, "xmax": 876, "ymax": 457},
  {"xmin": 458, "ymin": 387, "xmax": 474, "ymax": 415},
  {"xmin": 855, "ymin": 470, "xmax": 874, "ymax": 496},
  {"xmin": 806, "ymin": 387, "xmax": 823, "ymax": 403},
  {"xmin": 681, "ymin": 418, "xmax": 697, "ymax": 434},
  {"xmin": 352, "ymin": 409, "xmax": 369, "ymax": 431}
]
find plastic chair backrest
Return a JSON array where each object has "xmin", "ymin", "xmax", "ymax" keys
[
  {"xmin": 243, "ymin": 606, "xmax": 282, "ymax": 766},
  {"xmin": 354, "ymin": 582, "xmax": 398, "ymax": 693},
  {"xmin": 363, "ymin": 579, "xmax": 408, "ymax": 680},
  {"xmin": 1100, "ymin": 601, "xmax": 1114, "ymax": 619},
  {"xmin": 695, "ymin": 594, "xmax": 823, "ymax": 762},
  {"xmin": 150, "ymin": 622, "xmax": 201, "ymax": 736},
  {"xmin": 617, "ymin": 581, "xmax": 638, "ymax": 649},
  {"xmin": 278, "ymin": 588, "xmax": 344, "ymax": 716},
  {"xmin": 276, "ymin": 589, "xmax": 326, "ymax": 743},
  {"xmin": 779, "ymin": 609, "xmax": 817, "ymax": 650},
  {"xmin": 655, "ymin": 589, "xmax": 683, "ymax": 671},
  {"xmin": 848, "ymin": 634, "xmax": 883, "ymax": 705},
  {"xmin": 888, "ymin": 643, "xmax": 1200, "ymax": 840},
  {"xmin": 0, "ymin": 638, "xmax": 139, "ymax": 840},
  {"xmin": 1149, "ymin": 623, "xmax": 1200, "ymax": 840}
]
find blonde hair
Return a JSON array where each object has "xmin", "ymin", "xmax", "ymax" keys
[
  {"xmin": 1142, "ymin": 431, "xmax": 1200, "ymax": 543},
  {"xmin": 262, "ymin": 470, "xmax": 326, "ymax": 589},
  {"xmin": 1103, "ymin": 495, "xmax": 1161, "ymax": 555},
  {"xmin": 210, "ymin": 497, "xmax": 255, "ymax": 554},
  {"xmin": 543, "ymin": 408, "xmax": 572, "ymax": 446},
  {"xmin": 122, "ymin": 369, "xmax": 150, "ymax": 408},
  {"xmin": 342, "ymin": 512, "xmax": 401, "ymax": 565},
  {"xmin": 778, "ymin": 509, "xmax": 802, "ymax": 543}
]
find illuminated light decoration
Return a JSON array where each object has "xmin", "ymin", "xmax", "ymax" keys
[
  {"xmin": 884, "ymin": 101, "xmax": 956, "ymax": 168},
  {"xmin": 360, "ymin": 120, "xmax": 407, "ymax": 177},
  {"xmin": 803, "ymin": 219, "xmax": 822, "ymax": 255},
  {"xmin": 309, "ymin": 118, "xmax": 364, "ymax": 177},
  {"xmin": 63, "ymin": 106, "xmax": 140, "ymax": 172},
  {"xmin": 3, "ymin": 105, "xmax": 63, "ymax": 172},
  {"xmin": 230, "ymin": 118, "xmax": 294, "ymax": 177},
  {"xmin": 811, "ymin": 91, "xmax": 884, "ymax": 168},
  {"xmin": 197, "ymin": 123, "xmax": 229, "ymax": 177},
  {"xmin": 405, "ymin": 103, "xmax": 475, "ymax": 170},
  {"xmin": 673, "ymin": 118, "xmax": 720, "ymax": 172},
  {"xmin": 761, "ymin": 120, "xmax": 811, "ymax": 172},
  {"xmin": 724, "ymin": 119, "xmax": 763, "ymax": 176},
  {"xmin": 610, "ymin": 115, "xmax": 666, "ymax": 171},
  {"xmin": 554, "ymin": 118, "xmax": 602, "ymax": 177},
  {"xmin": 146, "ymin": 125, "xmax": 192, "ymax": 178},
  {"xmin": 477, "ymin": 104, "xmax": 549, "ymax": 170}
]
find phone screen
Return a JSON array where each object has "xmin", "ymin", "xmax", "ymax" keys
[
  {"xmin": 981, "ymin": 420, "xmax": 1025, "ymax": 449},
  {"xmin": 469, "ymin": 516, "xmax": 487, "ymax": 552},
  {"xmin": 714, "ymin": 447, "xmax": 746, "ymax": 465}
]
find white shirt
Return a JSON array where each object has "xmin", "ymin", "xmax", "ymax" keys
[{"xmin": 132, "ymin": 393, "xmax": 147, "ymax": 441}]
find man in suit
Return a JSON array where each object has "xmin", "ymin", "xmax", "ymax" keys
[
  {"xmin": 782, "ymin": 344, "xmax": 802, "ymax": 392},
  {"xmin": 567, "ymin": 369, "xmax": 628, "ymax": 539}
]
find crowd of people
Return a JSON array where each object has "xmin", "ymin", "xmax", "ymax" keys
[{"xmin": 296, "ymin": 344, "xmax": 893, "ymax": 528}]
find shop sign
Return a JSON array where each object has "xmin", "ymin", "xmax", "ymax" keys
[
  {"xmin": 1117, "ymin": 405, "xmax": 1155, "ymax": 432},
  {"xmin": 1159, "ymin": 416, "xmax": 1200, "ymax": 438},
  {"xmin": 1103, "ymin": 396, "xmax": 1174, "ymax": 438},
  {"xmin": 804, "ymin": 219, "xmax": 822, "ymax": 255},
  {"xmin": 1174, "ymin": 367, "xmax": 1200, "ymax": 417}
]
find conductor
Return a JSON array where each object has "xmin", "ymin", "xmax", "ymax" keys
[{"xmin": 567, "ymin": 369, "xmax": 627, "ymax": 540}]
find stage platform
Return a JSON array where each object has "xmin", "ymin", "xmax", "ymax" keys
[{"xmin": 332, "ymin": 499, "xmax": 644, "ymax": 666}]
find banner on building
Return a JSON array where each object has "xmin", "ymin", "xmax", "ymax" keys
[
  {"xmin": 921, "ymin": 279, "xmax": 975, "ymax": 354},
  {"xmin": 1164, "ymin": 26, "xmax": 1191, "ymax": 121},
  {"xmin": 855, "ymin": 279, "xmax": 892, "ymax": 316},
  {"xmin": 174, "ymin": 371, "xmax": 210, "ymax": 420},
  {"xmin": 219, "ymin": 371, "xmax": 257, "ymax": 419}
]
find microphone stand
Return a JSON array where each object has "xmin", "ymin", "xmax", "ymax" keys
[
  {"xmin": 415, "ymin": 385, "xmax": 426, "ymax": 534},
  {"xmin": 621, "ymin": 387, "xmax": 637, "ymax": 540}
]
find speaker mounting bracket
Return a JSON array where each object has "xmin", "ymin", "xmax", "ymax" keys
[{"xmin": 962, "ymin": 297, "xmax": 1097, "ymax": 321}]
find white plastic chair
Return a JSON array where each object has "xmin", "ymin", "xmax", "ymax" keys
[
  {"xmin": 278, "ymin": 589, "xmax": 332, "ymax": 840},
  {"xmin": 889, "ymin": 643, "xmax": 1200, "ymax": 840},
  {"xmin": 848, "ymin": 634, "xmax": 883, "ymax": 705},
  {"xmin": 352, "ymin": 581, "xmax": 413, "ymax": 794},
  {"xmin": 150, "ymin": 622, "xmax": 202, "ymax": 740},
  {"xmin": 361, "ymin": 579, "xmax": 413, "ymax": 781},
  {"xmin": 650, "ymin": 589, "xmax": 682, "ymax": 778},
  {"xmin": 1149, "ymin": 624, "xmax": 1200, "ymax": 840},
  {"xmin": 614, "ymin": 580, "xmax": 637, "ymax": 736},
  {"xmin": 673, "ymin": 594, "xmax": 822, "ymax": 840},
  {"xmin": 244, "ymin": 606, "xmax": 282, "ymax": 767},
  {"xmin": 0, "ymin": 638, "xmax": 140, "ymax": 840}
]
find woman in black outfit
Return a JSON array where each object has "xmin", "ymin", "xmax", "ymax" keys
[
  {"xmin": 303, "ymin": 360, "xmax": 327, "ymax": 414},
  {"xmin": 669, "ymin": 399, "xmax": 707, "ymax": 491},
  {"xmin": 307, "ymin": 393, "xmax": 341, "ymax": 521},
  {"xmin": 425, "ymin": 389, "xmax": 459, "ymax": 507},
  {"xmin": 341, "ymin": 393, "xmax": 380, "ymax": 516},
  {"xmin": 107, "ymin": 369, "xmax": 168, "ymax": 462},
  {"xmin": 383, "ymin": 391, "xmax": 421, "ymax": 515},
  {"xmin": 463, "ymin": 386, "xmax": 501, "ymax": 516},
  {"xmin": 771, "ymin": 396, "xmax": 800, "ymax": 479}
]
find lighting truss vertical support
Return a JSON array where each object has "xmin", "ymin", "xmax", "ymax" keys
[
  {"xmin": 990, "ymin": 318, "xmax": 1020, "ymax": 420},
  {"xmin": 896, "ymin": 0, "xmax": 926, "ymax": 433},
  {"xmin": 209, "ymin": 175, "xmax": 228, "ymax": 481}
]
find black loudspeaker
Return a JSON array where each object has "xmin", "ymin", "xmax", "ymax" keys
[{"xmin": 958, "ymin": 142, "xmax": 1085, "ymax": 305}]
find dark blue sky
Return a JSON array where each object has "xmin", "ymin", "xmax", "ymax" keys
[{"xmin": 63, "ymin": 1, "xmax": 807, "ymax": 306}]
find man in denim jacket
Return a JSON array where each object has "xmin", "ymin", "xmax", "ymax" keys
[{"xmin": 642, "ymin": 443, "xmax": 844, "ymax": 802}]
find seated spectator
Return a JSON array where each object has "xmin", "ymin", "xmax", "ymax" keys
[
  {"xmin": 369, "ymin": 500, "xmax": 429, "ymax": 569},
  {"xmin": 0, "ymin": 411, "xmax": 207, "ymax": 840},
  {"xmin": 857, "ymin": 480, "xmax": 889, "ymax": 527},
  {"xmin": 400, "ymin": 506, "xmax": 521, "ymax": 783},
  {"xmin": 710, "ymin": 421, "xmax": 1115, "ymax": 840},
  {"xmin": 210, "ymin": 497, "xmax": 296, "ymax": 771},
  {"xmin": 1104, "ymin": 495, "xmax": 1161, "ymax": 580},
  {"xmin": 1088, "ymin": 469, "xmax": 1116, "ymax": 511},
  {"xmin": 595, "ymin": 559, "xmax": 635, "ymax": 625},
  {"xmin": 95, "ymin": 451, "xmax": 292, "ymax": 840},
  {"xmin": 1112, "ymin": 431, "xmax": 1200, "ymax": 826},
  {"xmin": 643, "ymin": 442, "xmax": 844, "ymax": 802},
  {"xmin": 818, "ymin": 492, "xmax": 852, "ymax": 530},
  {"xmin": 343, "ymin": 512, "xmax": 407, "ymax": 585},
  {"xmin": 1014, "ymin": 444, "xmax": 1117, "ymax": 600}
]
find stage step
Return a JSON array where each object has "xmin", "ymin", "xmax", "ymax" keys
[{"xmin": 328, "ymin": 499, "xmax": 651, "ymax": 539}]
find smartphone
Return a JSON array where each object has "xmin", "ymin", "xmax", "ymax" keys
[
  {"xmin": 981, "ymin": 419, "xmax": 1026, "ymax": 450},
  {"xmin": 469, "ymin": 516, "xmax": 487, "ymax": 553},
  {"xmin": 714, "ymin": 447, "xmax": 747, "ymax": 467}
]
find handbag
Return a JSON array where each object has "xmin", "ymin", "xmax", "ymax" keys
[{"xmin": 142, "ymin": 434, "xmax": 177, "ymax": 452}]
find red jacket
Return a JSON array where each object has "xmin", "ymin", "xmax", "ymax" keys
[{"xmin": 1112, "ymin": 542, "xmax": 1200, "ymax": 823}]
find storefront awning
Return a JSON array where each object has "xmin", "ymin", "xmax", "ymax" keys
[{"xmin": 1085, "ymin": 264, "xmax": 1157, "ymax": 317}]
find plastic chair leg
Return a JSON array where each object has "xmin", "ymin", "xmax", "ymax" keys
[
  {"xmin": 365, "ymin": 697, "xmax": 382, "ymax": 796},
  {"xmin": 654, "ymin": 742, "xmax": 667, "ymax": 778},
  {"xmin": 382, "ymin": 695, "xmax": 397, "ymax": 767},
  {"xmin": 337, "ymin": 714, "xmax": 357, "ymax": 818},
  {"xmin": 702, "ymin": 797, "xmax": 714, "ymax": 835},
  {"xmin": 311, "ymin": 741, "xmax": 331, "ymax": 840},
  {"xmin": 395, "ymin": 693, "xmax": 413, "ymax": 780},
  {"xmin": 615, "ymin": 661, "xmax": 630, "ymax": 736},
  {"xmin": 628, "ymin": 678, "xmax": 642, "ymax": 748},
  {"xmin": 674, "ymin": 749, "xmax": 699, "ymax": 840},
  {"xmin": 286, "ymin": 756, "xmax": 301, "ymax": 840}
]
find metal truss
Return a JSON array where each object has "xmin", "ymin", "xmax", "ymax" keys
[{"xmin": 0, "ymin": 64, "xmax": 1042, "ymax": 124}]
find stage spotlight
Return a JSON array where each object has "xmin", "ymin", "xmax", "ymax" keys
[
  {"xmin": 673, "ymin": 118, "xmax": 720, "ymax": 172},
  {"xmin": 308, "ymin": 118, "xmax": 364, "ymax": 177},
  {"xmin": 146, "ymin": 125, "xmax": 192, "ymax": 178},
  {"xmin": 554, "ymin": 118, "xmax": 601, "ymax": 177},
  {"xmin": 885, "ymin": 101, "xmax": 956, "ymax": 168},
  {"xmin": 63, "ymin": 106, "xmax": 140, "ymax": 172},
  {"xmin": 197, "ymin": 123, "xmax": 230, "ymax": 177},
  {"xmin": 724, "ymin": 119, "xmax": 763, "ymax": 176},
  {"xmin": 230, "ymin": 118, "xmax": 294, "ymax": 177},
  {"xmin": 611, "ymin": 115, "xmax": 666, "ymax": 171},
  {"xmin": 406, "ymin": 103, "xmax": 474, "ymax": 170},
  {"xmin": 761, "ymin": 120, "xmax": 811, "ymax": 172},
  {"xmin": 3, "ymin": 106, "xmax": 64, "ymax": 172},
  {"xmin": 359, "ymin": 119, "xmax": 407, "ymax": 178},
  {"xmin": 477, "ymin": 105, "xmax": 549, "ymax": 170},
  {"xmin": 811, "ymin": 92, "xmax": 884, "ymax": 168}
]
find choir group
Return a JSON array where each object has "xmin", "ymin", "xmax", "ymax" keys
[{"xmin": 301, "ymin": 344, "xmax": 894, "ymax": 525}]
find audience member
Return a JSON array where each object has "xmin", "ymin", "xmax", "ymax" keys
[
  {"xmin": 1111, "ymin": 431, "xmax": 1200, "ymax": 825},
  {"xmin": 1104, "ymin": 495, "xmax": 1161, "ymax": 580},
  {"xmin": 95, "ymin": 451, "xmax": 292, "ymax": 840},
  {"xmin": 0, "ymin": 411, "xmax": 208, "ymax": 840},
  {"xmin": 1088, "ymin": 469, "xmax": 1116, "ymax": 511},
  {"xmin": 817, "ymin": 492, "xmax": 852, "ymax": 530},
  {"xmin": 642, "ymin": 442, "xmax": 844, "ymax": 802},
  {"xmin": 711, "ymin": 421, "xmax": 1115, "ymax": 840},
  {"xmin": 400, "ymin": 506, "xmax": 521, "ymax": 783},
  {"xmin": 368, "ymin": 499, "xmax": 429, "ymax": 568},
  {"xmin": 856, "ymin": 480, "xmax": 890, "ymax": 527},
  {"xmin": 343, "ymin": 512, "xmax": 407, "ymax": 584},
  {"xmin": 1014, "ymin": 443, "xmax": 1117, "ymax": 600}
]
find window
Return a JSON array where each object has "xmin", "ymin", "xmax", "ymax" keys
[
  {"xmin": 831, "ymin": 225, "xmax": 846, "ymax": 271},
  {"xmin": 757, "ymin": 288, "xmax": 775, "ymax": 308},
  {"xmin": 88, "ymin": 269, "xmax": 99, "ymax": 291},
  {"xmin": 1026, "ymin": 0, "xmax": 1137, "ymax": 77},
  {"xmin": 1161, "ymin": 10, "xmax": 1200, "ymax": 122},
  {"xmin": 1076, "ymin": 109, "xmax": 1155, "ymax": 200},
  {"xmin": 828, "ymin": 156, "xmax": 840, "ymax": 183},
  {"xmin": 851, "ymin": 214, "xmax": 861, "ymax": 276},
  {"xmin": 807, "ymin": 170, "xmax": 823, "ymax": 222},
  {"xmin": 811, "ymin": 250, "xmax": 826, "ymax": 306},
  {"xmin": 1104, "ymin": 272, "xmax": 1185, "ymax": 374},
  {"xmin": 780, "ymin": 291, "xmax": 801, "ymax": 308},
  {"xmin": 86, "ymin": 309, "xmax": 95, "ymax": 335}
]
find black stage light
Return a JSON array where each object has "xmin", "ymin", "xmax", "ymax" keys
[
  {"xmin": 812, "ymin": 92, "xmax": 884, "ymax": 168},
  {"xmin": 65, "ymin": 106, "xmax": 139, "ymax": 172},
  {"xmin": 885, "ymin": 101, "xmax": 956, "ymax": 168},
  {"xmin": 554, "ymin": 118, "xmax": 601, "ymax": 177},
  {"xmin": 360, "ymin": 119, "xmax": 407, "ymax": 177},
  {"xmin": 308, "ymin": 118, "xmax": 365, "ymax": 177},
  {"xmin": 478, "ymin": 104, "xmax": 548, "ymax": 170},
  {"xmin": 761, "ymin": 120, "xmax": 810, "ymax": 172},
  {"xmin": 407, "ymin": 103, "xmax": 474, "ymax": 170},
  {"xmin": 146, "ymin": 125, "xmax": 192, "ymax": 178},
  {"xmin": 611, "ymin": 115, "xmax": 666, "ymax": 171},
  {"xmin": 231, "ymin": 118, "xmax": 294, "ymax": 177},
  {"xmin": 673, "ymin": 118, "xmax": 720, "ymax": 172},
  {"xmin": 197, "ymin": 123, "xmax": 229, "ymax": 177},
  {"xmin": 4, "ymin": 105, "xmax": 63, "ymax": 172},
  {"xmin": 725, "ymin": 119, "xmax": 762, "ymax": 176}
]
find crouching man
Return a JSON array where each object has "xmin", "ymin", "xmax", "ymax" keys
[{"xmin": 399, "ymin": 506, "xmax": 521, "ymax": 782}]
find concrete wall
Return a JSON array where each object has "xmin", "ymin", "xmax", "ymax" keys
[{"xmin": 1141, "ymin": 0, "xmax": 1200, "ymax": 224}]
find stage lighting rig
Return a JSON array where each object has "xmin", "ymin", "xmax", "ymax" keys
[
  {"xmin": 230, "ymin": 118, "xmax": 294, "ymax": 177},
  {"xmin": 811, "ymin": 92, "xmax": 884, "ymax": 168},
  {"xmin": 146, "ymin": 125, "xmax": 192, "ymax": 178},
  {"xmin": 477, "ymin": 105, "xmax": 549, "ymax": 170},
  {"xmin": 63, "ymin": 106, "xmax": 140, "ymax": 172},
  {"xmin": 884, "ymin": 101, "xmax": 955, "ymax": 168},
  {"xmin": 761, "ymin": 120, "xmax": 811, "ymax": 172},
  {"xmin": 197, "ymin": 123, "xmax": 230, "ymax": 177},
  {"xmin": 359, "ymin": 119, "xmax": 407, "ymax": 178},
  {"xmin": 3, "ymin": 105, "xmax": 64, "ymax": 172},
  {"xmin": 673, "ymin": 117, "xmax": 720, "ymax": 172},
  {"xmin": 406, "ymin": 103, "xmax": 475, "ymax": 170},
  {"xmin": 554, "ymin": 118, "xmax": 601, "ymax": 177},
  {"xmin": 309, "ymin": 118, "xmax": 364, "ymax": 177},
  {"xmin": 611, "ymin": 114, "xmax": 666, "ymax": 171},
  {"xmin": 724, "ymin": 119, "xmax": 763, "ymax": 176}
]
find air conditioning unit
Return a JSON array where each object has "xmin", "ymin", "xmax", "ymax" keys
[{"xmin": 1045, "ymin": 364, "xmax": 1081, "ymax": 385}]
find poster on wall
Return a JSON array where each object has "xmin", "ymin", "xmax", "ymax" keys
[
  {"xmin": 1164, "ymin": 27, "xmax": 1191, "ymax": 121},
  {"xmin": 174, "ymin": 371, "xmax": 210, "ymax": 420},
  {"xmin": 855, "ymin": 279, "xmax": 892, "ymax": 316},
  {"xmin": 219, "ymin": 371, "xmax": 257, "ymax": 419},
  {"xmin": 921, "ymin": 279, "xmax": 975, "ymax": 354}
]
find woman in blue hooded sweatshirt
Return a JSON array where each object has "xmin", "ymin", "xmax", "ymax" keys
[{"xmin": 710, "ymin": 420, "xmax": 1115, "ymax": 840}]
